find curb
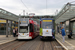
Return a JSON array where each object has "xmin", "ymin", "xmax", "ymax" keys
[
  {"xmin": 0, "ymin": 39, "xmax": 16, "ymax": 45},
  {"xmin": 56, "ymin": 39, "xmax": 68, "ymax": 50}
]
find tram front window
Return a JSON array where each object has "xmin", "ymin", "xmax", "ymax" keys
[
  {"xmin": 19, "ymin": 26, "xmax": 28, "ymax": 33},
  {"xmin": 42, "ymin": 22, "xmax": 53, "ymax": 29}
]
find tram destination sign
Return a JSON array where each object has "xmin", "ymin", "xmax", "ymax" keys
[
  {"xmin": 19, "ymin": 18, "xmax": 29, "ymax": 24},
  {"xmin": 43, "ymin": 20, "xmax": 52, "ymax": 22}
]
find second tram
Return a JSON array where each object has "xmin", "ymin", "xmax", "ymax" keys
[{"xmin": 40, "ymin": 18, "xmax": 55, "ymax": 40}]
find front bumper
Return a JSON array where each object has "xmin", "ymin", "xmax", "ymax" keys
[
  {"xmin": 17, "ymin": 36, "xmax": 32, "ymax": 39},
  {"xmin": 40, "ymin": 36, "xmax": 55, "ymax": 39}
]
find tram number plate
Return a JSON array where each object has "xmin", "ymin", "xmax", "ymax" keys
[{"xmin": 23, "ymin": 33, "xmax": 24, "ymax": 35}]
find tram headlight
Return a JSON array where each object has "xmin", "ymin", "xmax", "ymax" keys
[{"xmin": 18, "ymin": 33, "xmax": 21, "ymax": 36}]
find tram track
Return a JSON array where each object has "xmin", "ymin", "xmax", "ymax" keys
[
  {"xmin": 0, "ymin": 41, "xmax": 18, "ymax": 49},
  {"xmin": 0, "ymin": 40, "xmax": 27, "ymax": 50},
  {"xmin": 0, "ymin": 36, "xmax": 65, "ymax": 50},
  {"xmin": 16, "ymin": 38, "xmax": 65, "ymax": 50},
  {"xmin": 12, "ymin": 41, "xmax": 27, "ymax": 50}
]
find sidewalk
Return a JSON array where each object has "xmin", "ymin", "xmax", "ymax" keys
[
  {"xmin": 0, "ymin": 35, "xmax": 17, "ymax": 45},
  {"xmin": 56, "ymin": 33, "xmax": 75, "ymax": 50}
]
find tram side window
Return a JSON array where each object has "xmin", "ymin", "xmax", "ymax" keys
[
  {"xmin": 1, "ymin": 27, "xmax": 4, "ymax": 30},
  {"xmin": 40, "ymin": 21, "xmax": 41, "ymax": 28},
  {"xmin": 29, "ymin": 24, "xmax": 33, "ymax": 32},
  {"xmin": 34, "ymin": 25, "xmax": 37, "ymax": 32},
  {"xmin": 52, "ymin": 22, "xmax": 54, "ymax": 29}
]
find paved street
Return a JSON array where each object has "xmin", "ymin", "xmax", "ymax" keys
[{"xmin": 0, "ymin": 36, "xmax": 65, "ymax": 50}]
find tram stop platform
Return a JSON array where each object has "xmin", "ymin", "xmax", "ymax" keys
[
  {"xmin": 0, "ymin": 35, "xmax": 17, "ymax": 45},
  {"xmin": 56, "ymin": 33, "xmax": 75, "ymax": 50}
]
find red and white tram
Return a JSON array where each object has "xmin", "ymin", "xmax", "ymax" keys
[{"xmin": 18, "ymin": 18, "xmax": 39, "ymax": 39}]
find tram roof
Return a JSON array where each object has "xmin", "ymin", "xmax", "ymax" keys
[
  {"xmin": 0, "ymin": 8, "xmax": 19, "ymax": 22},
  {"xmin": 55, "ymin": 3, "xmax": 75, "ymax": 24}
]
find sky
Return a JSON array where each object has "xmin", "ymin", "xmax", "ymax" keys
[{"xmin": 0, "ymin": 0, "xmax": 75, "ymax": 16}]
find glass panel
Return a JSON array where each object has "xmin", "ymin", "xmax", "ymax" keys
[
  {"xmin": 29, "ymin": 24, "xmax": 33, "ymax": 32},
  {"xmin": 0, "ymin": 23, "xmax": 6, "ymax": 35},
  {"xmin": 34, "ymin": 24, "xmax": 37, "ymax": 32},
  {"xmin": 19, "ymin": 26, "xmax": 28, "ymax": 33},
  {"xmin": 42, "ymin": 22, "xmax": 53, "ymax": 29},
  {"xmin": 65, "ymin": 20, "xmax": 69, "ymax": 30},
  {"xmin": 73, "ymin": 22, "xmax": 75, "ymax": 34},
  {"xmin": 0, "ymin": 10, "xmax": 2, "ymax": 12}
]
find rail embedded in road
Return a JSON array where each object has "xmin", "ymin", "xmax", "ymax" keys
[{"xmin": 0, "ymin": 36, "xmax": 65, "ymax": 50}]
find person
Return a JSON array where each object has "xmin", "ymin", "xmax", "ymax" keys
[
  {"xmin": 61, "ymin": 26, "xmax": 66, "ymax": 43},
  {"xmin": 15, "ymin": 28, "xmax": 18, "ymax": 36},
  {"xmin": 52, "ymin": 29, "xmax": 55, "ymax": 39},
  {"xmin": 70, "ymin": 30, "xmax": 72, "ymax": 36},
  {"xmin": 68, "ymin": 30, "xmax": 73, "ymax": 39},
  {"xmin": 13, "ymin": 28, "xmax": 16, "ymax": 37}
]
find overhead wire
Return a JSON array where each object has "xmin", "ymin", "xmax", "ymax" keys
[
  {"xmin": 21, "ymin": 0, "xmax": 48, "ymax": 15},
  {"xmin": 21, "ymin": 0, "xmax": 31, "ymax": 12}
]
